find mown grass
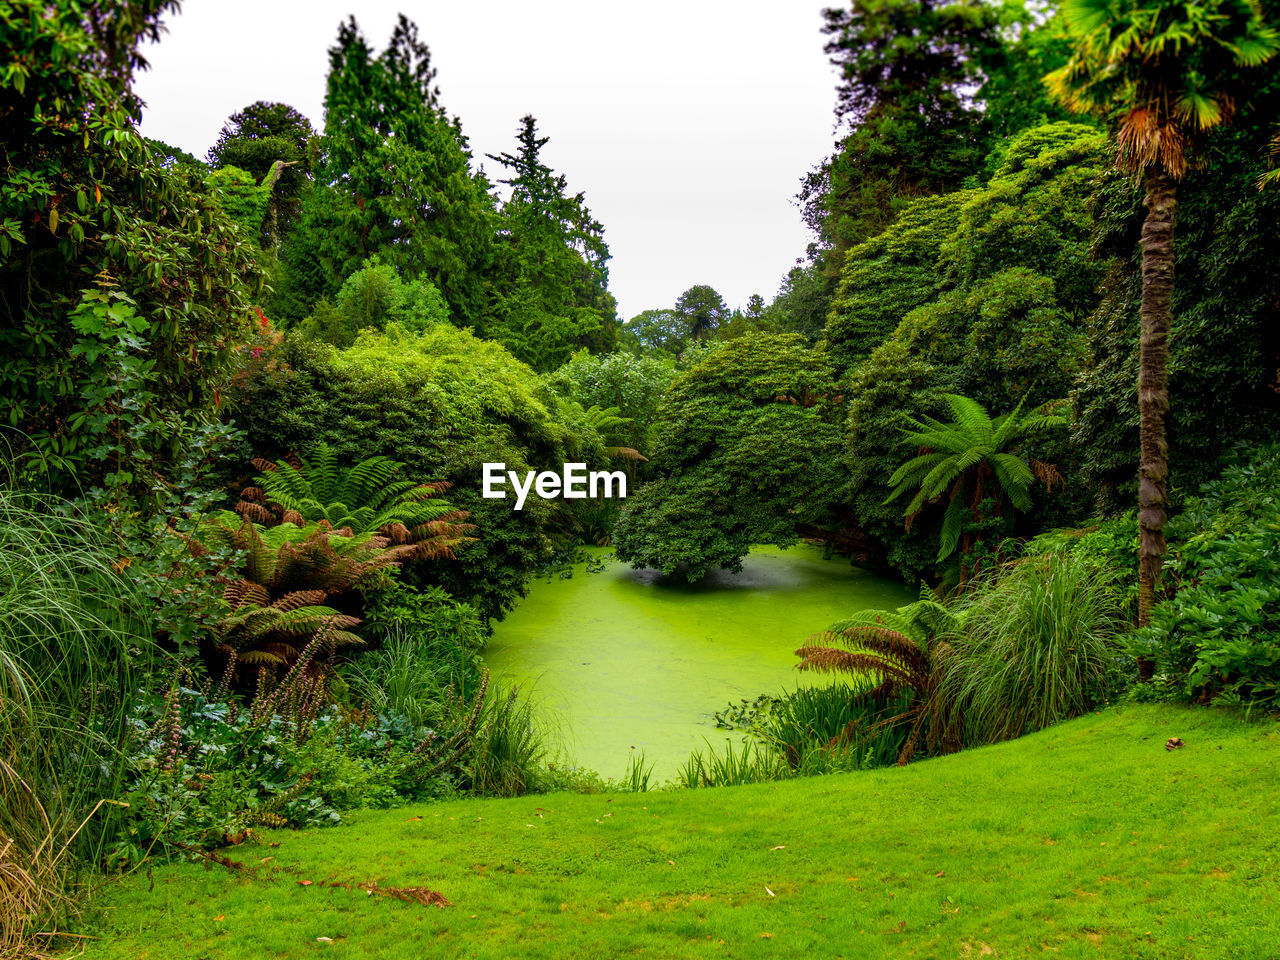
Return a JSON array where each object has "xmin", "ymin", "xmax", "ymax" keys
[{"xmin": 86, "ymin": 705, "xmax": 1279, "ymax": 959}]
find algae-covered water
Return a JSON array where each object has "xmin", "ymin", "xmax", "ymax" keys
[{"xmin": 483, "ymin": 545, "xmax": 913, "ymax": 781}]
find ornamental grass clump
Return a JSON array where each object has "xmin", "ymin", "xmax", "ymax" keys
[
  {"xmin": 937, "ymin": 550, "xmax": 1125, "ymax": 744},
  {"xmin": 0, "ymin": 489, "xmax": 154, "ymax": 954}
]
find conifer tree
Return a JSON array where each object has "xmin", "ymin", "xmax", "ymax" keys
[
  {"xmin": 487, "ymin": 115, "xmax": 617, "ymax": 370},
  {"xmin": 275, "ymin": 16, "xmax": 497, "ymax": 326}
]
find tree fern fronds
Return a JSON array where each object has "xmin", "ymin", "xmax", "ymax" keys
[
  {"xmin": 945, "ymin": 393, "xmax": 994, "ymax": 442},
  {"xmin": 269, "ymin": 590, "xmax": 330, "ymax": 613},
  {"xmin": 885, "ymin": 392, "xmax": 1067, "ymax": 569},
  {"xmin": 240, "ymin": 649, "xmax": 287, "ymax": 668},
  {"xmin": 939, "ymin": 492, "xmax": 967, "ymax": 562}
]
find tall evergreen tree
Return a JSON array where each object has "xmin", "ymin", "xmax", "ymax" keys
[
  {"xmin": 487, "ymin": 115, "xmax": 617, "ymax": 370},
  {"xmin": 275, "ymin": 15, "xmax": 497, "ymax": 326},
  {"xmin": 801, "ymin": 0, "xmax": 1005, "ymax": 264}
]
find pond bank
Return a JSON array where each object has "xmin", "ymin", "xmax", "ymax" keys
[{"xmin": 483, "ymin": 545, "xmax": 914, "ymax": 780}]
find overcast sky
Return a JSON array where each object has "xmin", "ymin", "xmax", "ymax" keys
[{"xmin": 135, "ymin": 1, "xmax": 838, "ymax": 320}]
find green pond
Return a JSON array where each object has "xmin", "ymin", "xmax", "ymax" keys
[{"xmin": 483, "ymin": 545, "xmax": 913, "ymax": 781}]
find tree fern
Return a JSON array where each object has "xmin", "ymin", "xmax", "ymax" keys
[
  {"xmin": 885, "ymin": 393, "xmax": 1066, "ymax": 565},
  {"xmin": 794, "ymin": 592, "xmax": 962, "ymax": 764},
  {"xmin": 237, "ymin": 445, "xmax": 474, "ymax": 561},
  {"xmin": 194, "ymin": 515, "xmax": 418, "ymax": 689}
]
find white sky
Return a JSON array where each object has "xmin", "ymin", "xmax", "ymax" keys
[{"xmin": 135, "ymin": 1, "xmax": 837, "ymax": 320}]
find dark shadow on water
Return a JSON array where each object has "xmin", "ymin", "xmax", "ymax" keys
[{"xmin": 620, "ymin": 550, "xmax": 842, "ymax": 593}]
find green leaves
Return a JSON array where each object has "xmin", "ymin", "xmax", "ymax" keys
[
  {"xmin": 885, "ymin": 393, "xmax": 1066, "ymax": 562},
  {"xmin": 612, "ymin": 334, "xmax": 844, "ymax": 579},
  {"xmin": 1047, "ymin": 0, "xmax": 1280, "ymax": 176},
  {"xmin": 2, "ymin": 1, "xmax": 265, "ymax": 495},
  {"xmin": 1134, "ymin": 444, "xmax": 1280, "ymax": 707}
]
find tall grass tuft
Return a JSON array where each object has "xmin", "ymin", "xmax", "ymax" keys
[
  {"xmin": 676, "ymin": 738, "xmax": 790, "ymax": 788},
  {"xmin": 343, "ymin": 624, "xmax": 456, "ymax": 730},
  {"xmin": 468, "ymin": 685, "xmax": 547, "ymax": 798},
  {"xmin": 937, "ymin": 550, "xmax": 1125, "ymax": 745},
  {"xmin": 0, "ymin": 489, "xmax": 157, "ymax": 951},
  {"xmin": 623, "ymin": 751, "xmax": 654, "ymax": 793},
  {"xmin": 762, "ymin": 684, "xmax": 913, "ymax": 772}
]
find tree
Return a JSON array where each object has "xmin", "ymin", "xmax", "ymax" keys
[
  {"xmin": 761, "ymin": 264, "xmax": 835, "ymax": 341},
  {"xmin": 885, "ymin": 394, "xmax": 1066, "ymax": 571},
  {"xmin": 620, "ymin": 308, "xmax": 687, "ymax": 356},
  {"xmin": 209, "ymin": 101, "xmax": 315, "ymax": 247},
  {"xmin": 824, "ymin": 121, "xmax": 1107, "ymax": 375},
  {"xmin": 0, "ymin": 0, "xmax": 264, "ymax": 494},
  {"xmin": 823, "ymin": 191, "xmax": 971, "ymax": 372},
  {"xmin": 275, "ymin": 16, "xmax": 498, "ymax": 326},
  {"xmin": 801, "ymin": 0, "xmax": 1004, "ymax": 263},
  {"xmin": 487, "ymin": 116, "xmax": 617, "ymax": 370},
  {"xmin": 612, "ymin": 334, "xmax": 844, "ymax": 579},
  {"xmin": 1046, "ymin": 0, "xmax": 1279, "ymax": 632},
  {"xmin": 673, "ymin": 284, "xmax": 730, "ymax": 341}
]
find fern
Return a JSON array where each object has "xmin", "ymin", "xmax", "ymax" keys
[
  {"xmin": 884, "ymin": 393, "xmax": 1067, "ymax": 566},
  {"xmin": 237, "ymin": 444, "xmax": 474, "ymax": 561},
  {"xmin": 193, "ymin": 513, "xmax": 419, "ymax": 692},
  {"xmin": 795, "ymin": 592, "xmax": 964, "ymax": 764}
]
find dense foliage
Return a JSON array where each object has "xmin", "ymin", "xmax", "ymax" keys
[
  {"xmin": 1133, "ymin": 445, "xmax": 1280, "ymax": 708},
  {"xmin": 236, "ymin": 325, "xmax": 604, "ymax": 618},
  {"xmin": 613, "ymin": 334, "xmax": 844, "ymax": 578},
  {"xmin": 0, "ymin": 0, "xmax": 263, "ymax": 494},
  {"xmin": 4, "ymin": 3, "xmax": 1280, "ymax": 953}
]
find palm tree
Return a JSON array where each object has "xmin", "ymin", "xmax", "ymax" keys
[
  {"xmin": 1045, "ymin": 0, "xmax": 1278, "ymax": 632},
  {"xmin": 885, "ymin": 393, "xmax": 1065, "ymax": 567}
]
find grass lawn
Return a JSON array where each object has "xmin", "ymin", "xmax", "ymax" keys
[{"xmin": 85, "ymin": 705, "xmax": 1280, "ymax": 959}]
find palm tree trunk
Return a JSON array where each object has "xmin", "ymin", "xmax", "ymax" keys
[{"xmin": 1136, "ymin": 168, "xmax": 1176, "ymax": 678}]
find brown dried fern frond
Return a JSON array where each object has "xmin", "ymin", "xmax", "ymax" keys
[
  {"xmin": 234, "ymin": 501, "xmax": 276, "ymax": 525},
  {"xmin": 270, "ymin": 590, "xmax": 329, "ymax": 613},
  {"xmin": 224, "ymin": 580, "xmax": 271, "ymax": 610},
  {"xmin": 794, "ymin": 646, "xmax": 919, "ymax": 690}
]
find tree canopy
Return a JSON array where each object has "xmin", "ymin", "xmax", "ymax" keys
[{"xmin": 612, "ymin": 334, "xmax": 845, "ymax": 578}]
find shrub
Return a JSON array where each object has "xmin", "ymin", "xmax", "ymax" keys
[
  {"xmin": 191, "ymin": 514, "xmax": 415, "ymax": 683},
  {"xmin": 711, "ymin": 684, "xmax": 915, "ymax": 777},
  {"xmin": 236, "ymin": 445, "xmax": 474, "ymax": 557},
  {"xmin": 345, "ymin": 585, "xmax": 486, "ymax": 729},
  {"xmin": 233, "ymin": 325, "xmax": 606, "ymax": 619},
  {"xmin": 109, "ymin": 686, "xmax": 477, "ymax": 868},
  {"xmin": 1, "ymin": 3, "xmax": 264, "ymax": 495},
  {"xmin": 1131, "ymin": 445, "xmax": 1280, "ymax": 708},
  {"xmin": 1026, "ymin": 513, "xmax": 1139, "ymax": 621}
]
